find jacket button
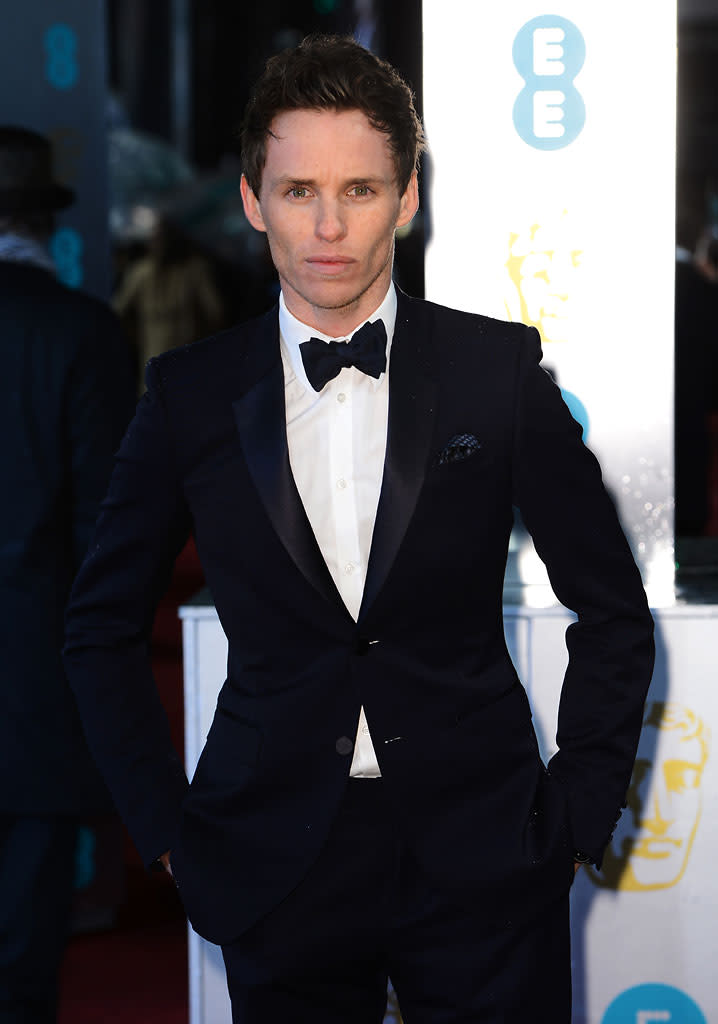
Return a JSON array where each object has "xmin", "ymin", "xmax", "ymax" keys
[
  {"xmin": 355, "ymin": 636, "xmax": 370, "ymax": 655},
  {"xmin": 335, "ymin": 736, "xmax": 354, "ymax": 756}
]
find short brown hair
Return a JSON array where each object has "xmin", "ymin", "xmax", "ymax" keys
[{"xmin": 240, "ymin": 34, "xmax": 425, "ymax": 197}]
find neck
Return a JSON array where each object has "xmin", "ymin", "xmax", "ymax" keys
[{"xmin": 291, "ymin": 304, "xmax": 370, "ymax": 339}]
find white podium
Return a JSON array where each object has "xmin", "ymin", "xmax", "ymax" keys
[{"xmin": 180, "ymin": 587, "xmax": 718, "ymax": 1024}]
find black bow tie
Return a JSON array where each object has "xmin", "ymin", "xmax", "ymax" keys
[{"xmin": 299, "ymin": 319, "xmax": 387, "ymax": 392}]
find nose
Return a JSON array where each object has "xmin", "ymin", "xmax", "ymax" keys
[{"xmin": 315, "ymin": 200, "xmax": 346, "ymax": 243}]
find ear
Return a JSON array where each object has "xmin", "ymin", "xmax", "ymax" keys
[
  {"xmin": 396, "ymin": 171, "xmax": 419, "ymax": 229},
  {"xmin": 240, "ymin": 175, "xmax": 267, "ymax": 233}
]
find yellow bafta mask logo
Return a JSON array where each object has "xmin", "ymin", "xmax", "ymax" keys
[
  {"xmin": 504, "ymin": 209, "xmax": 582, "ymax": 345},
  {"xmin": 588, "ymin": 702, "xmax": 710, "ymax": 891}
]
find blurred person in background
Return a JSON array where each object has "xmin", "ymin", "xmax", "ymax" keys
[
  {"xmin": 0, "ymin": 126, "xmax": 135, "ymax": 1024},
  {"xmin": 674, "ymin": 190, "xmax": 718, "ymax": 536},
  {"xmin": 113, "ymin": 213, "xmax": 226, "ymax": 388}
]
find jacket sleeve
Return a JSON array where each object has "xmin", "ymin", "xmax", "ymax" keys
[
  {"xmin": 511, "ymin": 326, "xmax": 655, "ymax": 867},
  {"xmin": 63, "ymin": 358, "xmax": 191, "ymax": 865}
]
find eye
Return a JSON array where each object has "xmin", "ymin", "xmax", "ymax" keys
[
  {"xmin": 288, "ymin": 186, "xmax": 309, "ymax": 199},
  {"xmin": 350, "ymin": 184, "xmax": 372, "ymax": 197}
]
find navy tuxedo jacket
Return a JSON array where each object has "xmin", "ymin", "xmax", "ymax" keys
[{"xmin": 64, "ymin": 289, "xmax": 654, "ymax": 944}]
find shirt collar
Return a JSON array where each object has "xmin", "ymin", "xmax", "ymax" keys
[{"xmin": 279, "ymin": 284, "xmax": 397, "ymax": 393}]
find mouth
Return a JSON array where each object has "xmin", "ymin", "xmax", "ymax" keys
[{"xmin": 305, "ymin": 256, "xmax": 356, "ymax": 275}]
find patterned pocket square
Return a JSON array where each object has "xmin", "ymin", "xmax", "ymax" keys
[{"xmin": 437, "ymin": 433, "xmax": 482, "ymax": 466}]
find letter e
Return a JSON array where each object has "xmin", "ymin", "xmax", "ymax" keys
[
  {"xmin": 533, "ymin": 28, "xmax": 566, "ymax": 76},
  {"xmin": 533, "ymin": 91, "xmax": 566, "ymax": 138}
]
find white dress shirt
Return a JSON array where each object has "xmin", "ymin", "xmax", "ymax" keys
[{"xmin": 279, "ymin": 285, "xmax": 397, "ymax": 777}]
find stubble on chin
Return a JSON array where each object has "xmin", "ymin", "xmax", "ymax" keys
[{"xmin": 280, "ymin": 244, "xmax": 395, "ymax": 322}]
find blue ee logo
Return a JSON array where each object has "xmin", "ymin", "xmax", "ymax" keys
[
  {"xmin": 44, "ymin": 23, "xmax": 79, "ymax": 90},
  {"xmin": 602, "ymin": 983, "xmax": 706, "ymax": 1024},
  {"xmin": 513, "ymin": 15, "xmax": 585, "ymax": 150}
]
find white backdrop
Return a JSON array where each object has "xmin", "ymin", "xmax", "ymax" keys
[
  {"xmin": 421, "ymin": 3, "xmax": 717, "ymax": 1022},
  {"xmin": 526, "ymin": 605, "xmax": 715, "ymax": 1024},
  {"xmin": 422, "ymin": 0, "xmax": 676, "ymax": 596}
]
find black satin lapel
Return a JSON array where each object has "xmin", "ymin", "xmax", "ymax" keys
[
  {"xmin": 360, "ymin": 292, "xmax": 437, "ymax": 618},
  {"xmin": 232, "ymin": 359, "xmax": 343, "ymax": 610}
]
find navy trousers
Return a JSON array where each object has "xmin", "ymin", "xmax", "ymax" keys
[{"xmin": 221, "ymin": 780, "xmax": 571, "ymax": 1023}]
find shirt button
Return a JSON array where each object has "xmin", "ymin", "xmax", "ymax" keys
[
  {"xmin": 336, "ymin": 478, "xmax": 347, "ymax": 490},
  {"xmin": 344, "ymin": 562, "xmax": 355, "ymax": 575},
  {"xmin": 337, "ymin": 392, "xmax": 347, "ymax": 403},
  {"xmin": 336, "ymin": 736, "xmax": 354, "ymax": 756}
]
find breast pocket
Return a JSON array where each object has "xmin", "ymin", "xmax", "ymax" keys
[{"xmin": 422, "ymin": 448, "xmax": 508, "ymax": 509}]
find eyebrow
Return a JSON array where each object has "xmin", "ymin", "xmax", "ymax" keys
[{"xmin": 270, "ymin": 175, "xmax": 390, "ymax": 190}]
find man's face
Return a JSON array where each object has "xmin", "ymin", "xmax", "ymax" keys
[{"xmin": 241, "ymin": 108, "xmax": 418, "ymax": 336}]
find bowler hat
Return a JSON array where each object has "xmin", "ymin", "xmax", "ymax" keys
[{"xmin": 0, "ymin": 125, "xmax": 74, "ymax": 214}]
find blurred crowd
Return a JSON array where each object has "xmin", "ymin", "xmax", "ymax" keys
[{"xmin": 675, "ymin": 186, "xmax": 718, "ymax": 537}]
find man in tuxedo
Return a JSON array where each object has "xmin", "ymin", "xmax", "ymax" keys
[{"xmin": 64, "ymin": 35, "xmax": 654, "ymax": 1022}]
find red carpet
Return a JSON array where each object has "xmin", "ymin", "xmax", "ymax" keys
[{"xmin": 59, "ymin": 866, "xmax": 188, "ymax": 1024}]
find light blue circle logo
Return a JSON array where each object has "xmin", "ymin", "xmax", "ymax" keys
[
  {"xmin": 603, "ymin": 984, "xmax": 706, "ymax": 1024},
  {"xmin": 44, "ymin": 23, "xmax": 79, "ymax": 90},
  {"xmin": 560, "ymin": 388, "xmax": 589, "ymax": 441},
  {"xmin": 513, "ymin": 15, "xmax": 585, "ymax": 150}
]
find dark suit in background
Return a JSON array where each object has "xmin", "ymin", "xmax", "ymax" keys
[{"xmin": 0, "ymin": 258, "xmax": 134, "ymax": 1022}]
